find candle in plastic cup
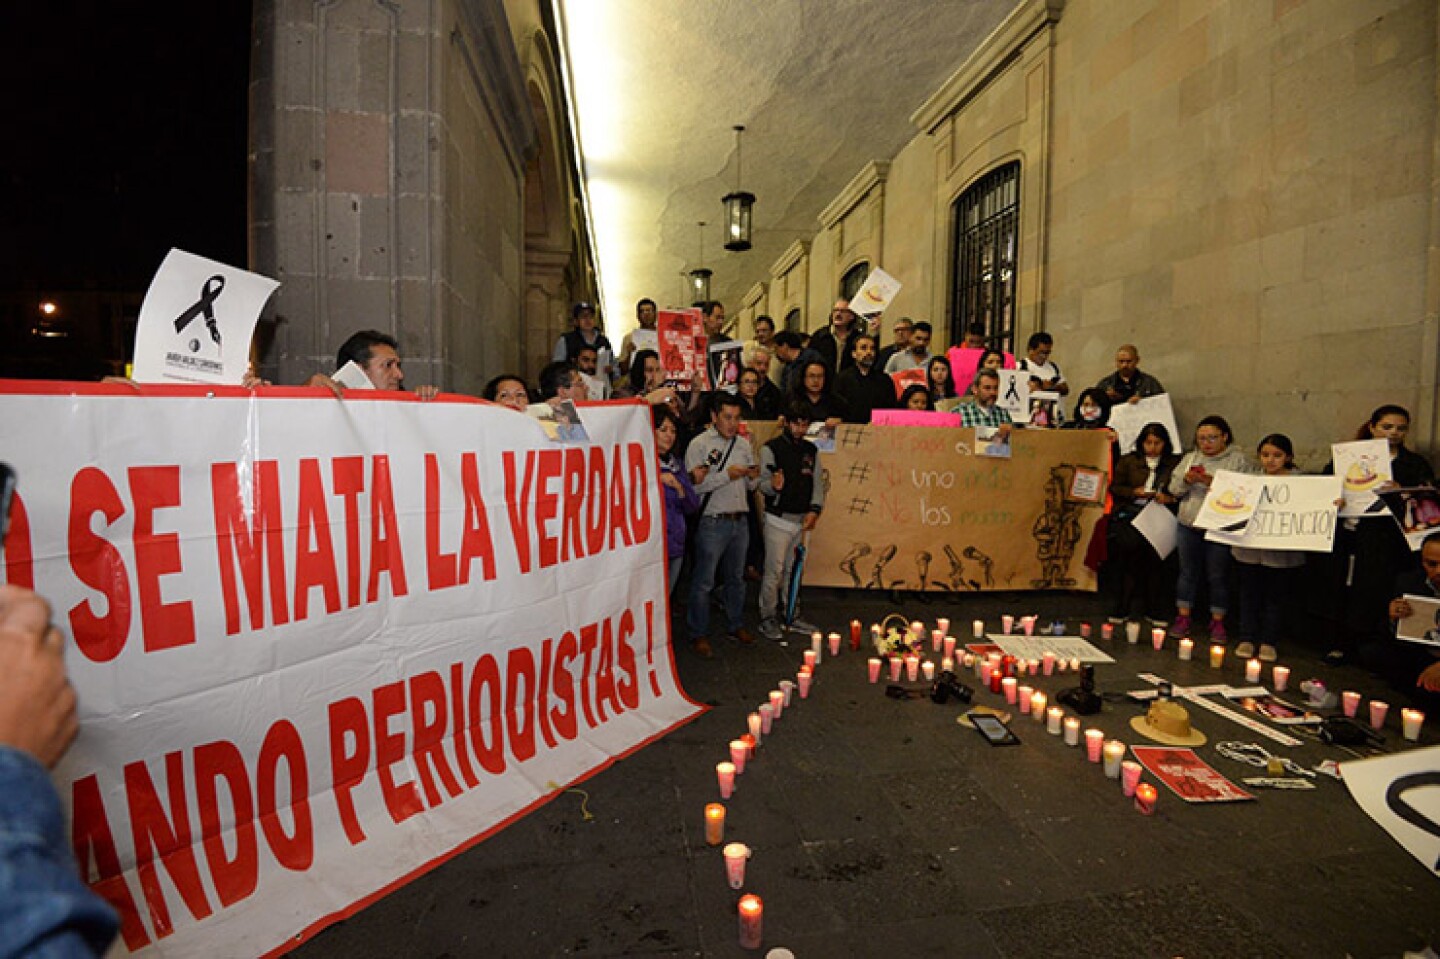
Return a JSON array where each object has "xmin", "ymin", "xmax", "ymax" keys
[
  {"xmin": 1125, "ymin": 621, "xmax": 1141, "ymax": 644},
  {"xmin": 1027, "ymin": 658, "xmax": 1040, "ymax": 676},
  {"xmin": 937, "ymin": 617, "xmax": 951, "ymax": 637},
  {"xmin": 758, "ymin": 704, "xmax": 774, "ymax": 735},
  {"xmin": 1022, "ymin": 616, "xmax": 1036, "ymax": 637},
  {"xmin": 737, "ymin": 893, "xmax": 763, "ymax": 949},
  {"xmin": 1101, "ymin": 622, "xmax": 1114, "ymax": 641},
  {"xmin": 1151, "ymin": 628, "xmax": 1165, "ymax": 651},
  {"xmin": 1031, "ymin": 691, "xmax": 1048, "ymax": 720},
  {"xmin": 1080, "ymin": 622, "xmax": 1092, "ymax": 638},
  {"xmin": 828, "ymin": 632, "xmax": 841, "ymax": 657},
  {"xmin": 739, "ymin": 733, "xmax": 756, "ymax": 758},
  {"xmin": 729, "ymin": 739, "xmax": 748, "ymax": 774},
  {"xmin": 867, "ymin": 657, "xmax": 881, "ymax": 683},
  {"xmin": 910, "ymin": 620, "xmax": 925, "ymax": 642},
  {"xmin": 1042, "ymin": 652, "xmax": 1055, "ymax": 676},
  {"xmin": 1068, "ymin": 657, "xmax": 1082, "ymax": 673},
  {"xmin": 811, "ymin": 630, "xmax": 823, "ymax": 650},
  {"xmin": 1402, "ymin": 708, "xmax": 1424, "ymax": 741},
  {"xmin": 779, "ymin": 679, "xmax": 795, "ymax": 707},
  {"xmin": 922, "ymin": 660, "xmax": 936, "ymax": 682},
  {"xmin": 1121, "ymin": 760, "xmax": 1143, "ymax": 796},
  {"xmin": 1134, "ymin": 782, "xmax": 1158, "ymax": 815},
  {"xmin": 1272, "ymin": 665, "xmax": 1290, "ymax": 692},
  {"xmin": 1103, "ymin": 740, "xmax": 1126, "ymax": 778},
  {"xmin": 1002, "ymin": 614, "xmax": 1014, "ymax": 635},
  {"xmin": 1017, "ymin": 685, "xmax": 1033, "ymax": 713},
  {"xmin": 1178, "ymin": 638, "xmax": 1194, "ymax": 661},
  {"xmin": 943, "ymin": 635, "xmax": 957, "ymax": 659},
  {"xmin": 905, "ymin": 654, "xmax": 920, "ymax": 682},
  {"xmin": 723, "ymin": 843, "xmax": 750, "ymax": 890},
  {"xmin": 980, "ymin": 661, "xmax": 993, "ymax": 687},
  {"xmin": 989, "ymin": 669, "xmax": 1003, "ymax": 694},
  {"xmin": 717, "ymin": 762, "xmax": 736, "ymax": 799},
  {"xmin": 1064, "ymin": 716, "xmax": 1081, "ymax": 746},
  {"xmin": 941, "ymin": 656, "xmax": 955, "ymax": 673},
  {"xmin": 705, "ymin": 803, "xmax": 726, "ymax": 845},
  {"xmin": 1245, "ymin": 659, "xmax": 1262, "ymax": 684},
  {"xmin": 1056, "ymin": 657, "xmax": 1069, "ymax": 674},
  {"xmin": 888, "ymin": 657, "xmax": 903, "ymax": 682},
  {"xmin": 930, "ymin": 629, "xmax": 943, "ymax": 653},
  {"xmin": 850, "ymin": 619, "xmax": 862, "ymax": 650},
  {"xmin": 1085, "ymin": 728, "xmax": 1104, "ymax": 762},
  {"xmin": 1209, "ymin": 644, "xmax": 1225, "ymax": 669},
  {"xmin": 962, "ymin": 651, "xmax": 977, "ymax": 670},
  {"xmin": 1342, "ymin": 690, "xmax": 1361, "ymax": 718},
  {"xmin": 803, "ymin": 649, "xmax": 817, "ymax": 669},
  {"xmin": 1369, "ymin": 700, "xmax": 1389, "ymax": 730},
  {"xmin": 747, "ymin": 712, "xmax": 762, "ymax": 745},
  {"xmin": 769, "ymin": 690, "xmax": 785, "ymax": 721},
  {"xmin": 1002, "ymin": 676, "xmax": 1018, "ymax": 704},
  {"xmin": 972, "ymin": 619, "xmax": 985, "ymax": 639},
  {"xmin": 797, "ymin": 670, "xmax": 812, "ymax": 699},
  {"xmin": 1047, "ymin": 706, "xmax": 1064, "ymax": 735}
]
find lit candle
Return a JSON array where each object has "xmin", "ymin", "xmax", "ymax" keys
[
  {"xmin": 910, "ymin": 620, "xmax": 925, "ymax": 642},
  {"xmin": 1342, "ymin": 690, "xmax": 1361, "ymax": 718},
  {"xmin": 1027, "ymin": 658, "xmax": 1040, "ymax": 676},
  {"xmin": 937, "ymin": 617, "xmax": 951, "ymax": 637},
  {"xmin": 888, "ymin": 656, "xmax": 903, "ymax": 682},
  {"xmin": 930, "ymin": 629, "xmax": 944, "ymax": 653},
  {"xmin": 1101, "ymin": 622, "xmax": 1114, "ymax": 641},
  {"xmin": 1080, "ymin": 622, "xmax": 1092, "ymax": 638},
  {"xmin": 989, "ymin": 666, "xmax": 1004, "ymax": 694},
  {"xmin": 1151, "ymin": 627, "xmax": 1165, "ymax": 651},
  {"xmin": 1022, "ymin": 615, "xmax": 1036, "ymax": 637},
  {"xmin": 797, "ymin": 669, "xmax": 812, "ymax": 699},
  {"xmin": 1002, "ymin": 614, "xmax": 1014, "ymax": 635},
  {"xmin": 716, "ymin": 762, "xmax": 736, "ymax": 799},
  {"xmin": 1064, "ymin": 716, "xmax": 1081, "ymax": 745},
  {"xmin": 941, "ymin": 656, "xmax": 955, "ymax": 673},
  {"xmin": 867, "ymin": 657, "xmax": 881, "ymax": 683},
  {"xmin": 1120, "ymin": 760, "xmax": 1142, "ymax": 796},
  {"xmin": 828, "ymin": 632, "xmax": 841, "ymax": 657},
  {"xmin": 729, "ymin": 739, "xmax": 748, "ymax": 774},
  {"xmin": 779, "ymin": 679, "xmax": 795, "ymax": 707},
  {"xmin": 1047, "ymin": 706, "xmax": 1064, "ymax": 735},
  {"xmin": 769, "ymin": 689, "xmax": 785, "ymax": 720},
  {"xmin": 1017, "ymin": 685, "xmax": 1033, "ymax": 713},
  {"xmin": 1042, "ymin": 652, "xmax": 1056, "ymax": 676},
  {"xmin": 1068, "ymin": 657, "xmax": 1082, "ymax": 673},
  {"xmin": 723, "ymin": 843, "xmax": 750, "ymax": 890},
  {"xmin": 1085, "ymin": 728, "xmax": 1104, "ymax": 762},
  {"xmin": 1245, "ymin": 659, "xmax": 1261, "ymax": 684},
  {"xmin": 922, "ymin": 660, "xmax": 936, "ymax": 682},
  {"xmin": 1134, "ymin": 782, "xmax": 1158, "ymax": 815},
  {"xmin": 1056, "ymin": 657, "xmax": 1069, "ymax": 674},
  {"xmin": 980, "ymin": 660, "xmax": 993, "ymax": 687},
  {"xmin": 1209, "ymin": 644, "xmax": 1225, "ymax": 669},
  {"xmin": 705, "ymin": 803, "xmax": 726, "ymax": 845},
  {"xmin": 739, "ymin": 733, "xmax": 756, "ymax": 758},
  {"xmin": 811, "ymin": 630, "xmax": 823, "ymax": 648},
  {"xmin": 850, "ymin": 619, "xmax": 862, "ymax": 650},
  {"xmin": 1031, "ymin": 690, "xmax": 1048, "ymax": 720},
  {"xmin": 1125, "ymin": 621, "xmax": 1141, "ymax": 644},
  {"xmin": 972, "ymin": 619, "xmax": 985, "ymax": 639},
  {"xmin": 1272, "ymin": 665, "xmax": 1290, "ymax": 692},
  {"xmin": 737, "ymin": 893, "xmax": 763, "ymax": 949},
  {"xmin": 906, "ymin": 654, "xmax": 920, "ymax": 682},
  {"xmin": 1178, "ymin": 638, "xmax": 1194, "ymax": 661},
  {"xmin": 962, "ymin": 651, "xmax": 977, "ymax": 670},
  {"xmin": 1002, "ymin": 676, "xmax": 1018, "ymax": 704},
  {"xmin": 759, "ymin": 703, "xmax": 775, "ymax": 734},
  {"xmin": 803, "ymin": 649, "xmax": 817, "ymax": 670},
  {"xmin": 942, "ymin": 635, "xmax": 957, "ymax": 660},
  {"xmin": 1402, "ymin": 708, "xmax": 1424, "ymax": 742},
  {"xmin": 1369, "ymin": 700, "xmax": 1389, "ymax": 731},
  {"xmin": 747, "ymin": 712, "xmax": 762, "ymax": 745},
  {"xmin": 1103, "ymin": 740, "xmax": 1126, "ymax": 778}
]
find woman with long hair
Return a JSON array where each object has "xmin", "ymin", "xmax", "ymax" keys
[{"xmin": 1106, "ymin": 422, "xmax": 1181, "ymax": 626}]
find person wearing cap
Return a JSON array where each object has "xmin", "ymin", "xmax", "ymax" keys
[
  {"xmin": 875, "ymin": 317, "xmax": 914, "ymax": 371},
  {"xmin": 553, "ymin": 302, "xmax": 616, "ymax": 382},
  {"xmin": 808, "ymin": 299, "xmax": 861, "ymax": 374}
]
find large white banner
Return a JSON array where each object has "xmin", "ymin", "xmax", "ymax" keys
[{"xmin": 0, "ymin": 383, "xmax": 702, "ymax": 956}]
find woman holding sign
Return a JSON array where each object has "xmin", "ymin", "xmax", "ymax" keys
[
  {"xmin": 1168, "ymin": 416, "xmax": 1253, "ymax": 643},
  {"xmin": 1106, "ymin": 422, "xmax": 1180, "ymax": 626},
  {"xmin": 1231, "ymin": 434, "xmax": 1304, "ymax": 662}
]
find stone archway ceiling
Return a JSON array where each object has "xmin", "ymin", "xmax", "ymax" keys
[{"xmin": 557, "ymin": 0, "xmax": 1016, "ymax": 331}]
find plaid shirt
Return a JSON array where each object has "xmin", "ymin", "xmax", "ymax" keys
[{"xmin": 958, "ymin": 401, "xmax": 1013, "ymax": 429}]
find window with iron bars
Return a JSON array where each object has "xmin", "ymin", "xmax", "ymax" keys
[{"xmin": 949, "ymin": 162, "xmax": 1019, "ymax": 353}]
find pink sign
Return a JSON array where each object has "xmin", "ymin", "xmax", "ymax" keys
[
  {"xmin": 871, "ymin": 409, "xmax": 962, "ymax": 428},
  {"xmin": 948, "ymin": 347, "xmax": 1015, "ymax": 393}
]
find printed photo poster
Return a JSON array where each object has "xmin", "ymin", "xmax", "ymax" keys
[
  {"xmin": 848, "ymin": 267, "xmax": 902, "ymax": 326},
  {"xmin": 1193, "ymin": 470, "xmax": 1263, "ymax": 531},
  {"xmin": 995, "ymin": 369, "xmax": 1031, "ymax": 421},
  {"xmin": 1397, "ymin": 594, "xmax": 1440, "ymax": 647},
  {"xmin": 1378, "ymin": 487, "xmax": 1440, "ymax": 550},
  {"xmin": 657, "ymin": 309, "xmax": 707, "ymax": 390},
  {"xmin": 890, "ymin": 366, "xmax": 927, "ymax": 399},
  {"xmin": 130, "ymin": 248, "xmax": 280, "ymax": 385},
  {"xmin": 1131, "ymin": 746, "xmax": 1255, "ymax": 803},
  {"xmin": 1342, "ymin": 746, "xmax": 1440, "ymax": 879},
  {"xmin": 1204, "ymin": 474, "xmax": 1342, "ymax": 553},
  {"xmin": 1067, "ymin": 467, "xmax": 1106, "ymax": 504},
  {"xmin": 1107, "ymin": 393, "xmax": 1182, "ymax": 455},
  {"xmin": 1027, "ymin": 390, "xmax": 1060, "ymax": 428},
  {"xmin": 1332, "ymin": 438, "xmax": 1393, "ymax": 518},
  {"xmin": 708, "ymin": 341, "xmax": 745, "ymax": 393},
  {"xmin": 975, "ymin": 426, "xmax": 1011, "ymax": 459}
]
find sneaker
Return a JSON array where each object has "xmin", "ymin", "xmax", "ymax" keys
[
  {"xmin": 759, "ymin": 619, "xmax": 783, "ymax": 641},
  {"xmin": 692, "ymin": 637, "xmax": 714, "ymax": 659},
  {"xmin": 1234, "ymin": 642, "xmax": 1255, "ymax": 659},
  {"xmin": 1209, "ymin": 620, "xmax": 1228, "ymax": 645},
  {"xmin": 731, "ymin": 627, "xmax": 757, "ymax": 646},
  {"xmin": 1168, "ymin": 613, "xmax": 1192, "ymax": 638},
  {"xmin": 789, "ymin": 617, "xmax": 819, "ymax": 634},
  {"xmin": 1258, "ymin": 644, "xmax": 1278, "ymax": 662}
]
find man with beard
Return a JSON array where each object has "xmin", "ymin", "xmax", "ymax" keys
[
  {"xmin": 808, "ymin": 299, "xmax": 861, "ymax": 373},
  {"xmin": 834, "ymin": 333, "xmax": 897, "ymax": 423}
]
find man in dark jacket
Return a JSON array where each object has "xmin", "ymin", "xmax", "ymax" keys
[
  {"xmin": 808, "ymin": 299, "xmax": 860, "ymax": 374},
  {"xmin": 834, "ymin": 334, "xmax": 897, "ymax": 423}
]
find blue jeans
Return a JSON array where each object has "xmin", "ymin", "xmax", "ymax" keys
[
  {"xmin": 1175, "ymin": 523, "xmax": 1231, "ymax": 616},
  {"xmin": 687, "ymin": 515, "xmax": 749, "ymax": 639}
]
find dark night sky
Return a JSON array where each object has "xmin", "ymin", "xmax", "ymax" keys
[{"xmin": 0, "ymin": 3, "xmax": 252, "ymax": 292}]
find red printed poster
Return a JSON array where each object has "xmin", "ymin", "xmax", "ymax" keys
[
  {"xmin": 657, "ymin": 308, "xmax": 707, "ymax": 390},
  {"xmin": 0, "ymin": 383, "xmax": 703, "ymax": 956},
  {"xmin": 889, "ymin": 366, "xmax": 927, "ymax": 399},
  {"xmin": 1131, "ymin": 746, "xmax": 1255, "ymax": 803}
]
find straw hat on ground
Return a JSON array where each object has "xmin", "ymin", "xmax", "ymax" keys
[{"xmin": 1129, "ymin": 699, "xmax": 1207, "ymax": 747}]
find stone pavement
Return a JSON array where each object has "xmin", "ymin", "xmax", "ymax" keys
[{"xmin": 294, "ymin": 588, "xmax": 1440, "ymax": 958}]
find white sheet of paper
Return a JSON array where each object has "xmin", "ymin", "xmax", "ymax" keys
[
  {"xmin": 849, "ymin": 267, "xmax": 901, "ymax": 321},
  {"xmin": 1132, "ymin": 498, "xmax": 1179, "ymax": 559},
  {"xmin": 1108, "ymin": 393, "xmax": 1182, "ymax": 455},
  {"xmin": 1205, "ymin": 474, "xmax": 1341, "ymax": 552},
  {"xmin": 331, "ymin": 360, "xmax": 375, "ymax": 390},
  {"xmin": 996, "ymin": 369, "xmax": 1030, "ymax": 420},
  {"xmin": 631, "ymin": 329, "xmax": 659, "ymax": 353},
  {"xmin": 1332, "ymin": 438, "xmax": 1393, "ymax": 518},
  {"xmin": 989, "ymin": 636, "xmax": 1116, "ymax": 664},
  {"xmin": 1341, "ymin": 746, "xmax": 1440, "ymax": 879},
  {"xmin": 1397, "ymin": 594, "xmax": 1440, "ymax": 647},
  {"xmin": 1194, "ymin": 469, "xmax": 1263, "ymax": 531},
  {"xmin": 131, "ymin": 248, "xmax": 279, "ymax": 385}
]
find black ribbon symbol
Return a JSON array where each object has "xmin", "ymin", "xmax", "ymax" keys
[
  {"xmin": 1385, "ymin": 771, "xmax": 1440, "ymax": 871},
  {"xmin": 1004, "ymin": 377, "xmax": 1020, "ymax": 402},
  {"xmin": 173, "ymin": 275, "xmax": 226, "ymax": 347}
]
